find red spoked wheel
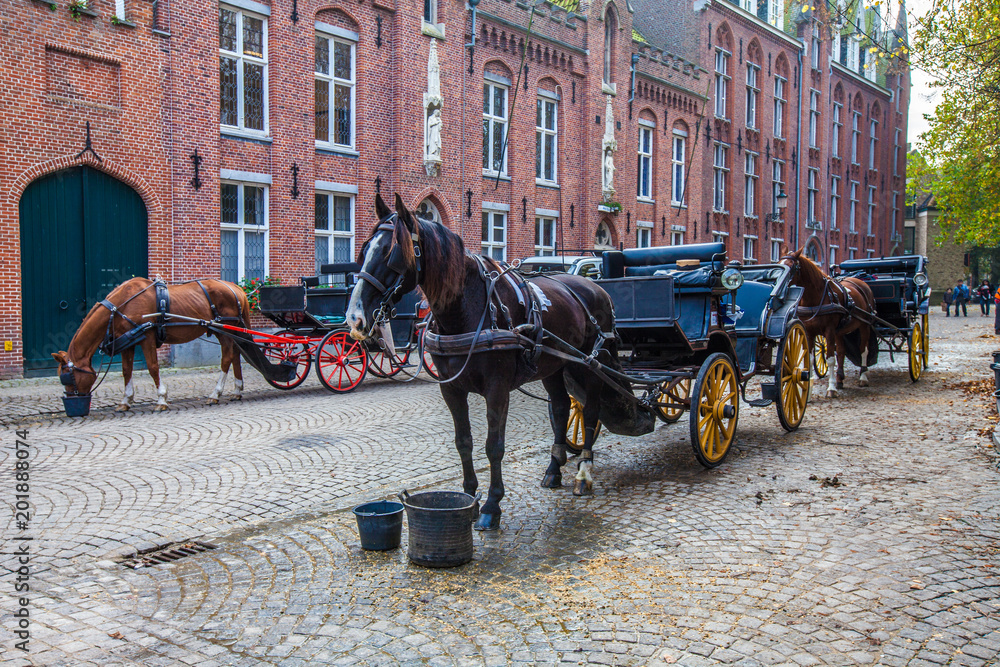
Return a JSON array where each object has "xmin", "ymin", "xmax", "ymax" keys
[
  {"xmin": 261, "ymin": 332, "xmax": 312, "ymax": 390},
  {"xmin": 367, "ymin": 341, "xmax": 409, "ymax": 379},
  {"xmin": 315, "ymin": 330, "xmax": 368, "ymax": 393}
]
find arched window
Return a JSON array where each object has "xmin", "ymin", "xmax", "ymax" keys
[
  {"xmin": 595, "ymin": 220, "xmax": 615, "ymax": 249},
  {"xmin": 603, "ymin": 8, "xmax": 617, "ymax": 84},
  {"xmin": 415, "ymin": 199, "xmax": 442, "ymax": 225}
]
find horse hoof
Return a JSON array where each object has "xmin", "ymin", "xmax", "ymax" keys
[
  {"xmin": 858, "ymin": 379, "xmax": 869, "ymax": 387},
  {"xmin": 573, "ymin": 480, "xmax": 593, "ymax": 496},
  {"xmin": 116, "ymin": 404, "xmax": 131, "ymax": 412},
  {"xmin": 231, "ymin": 395, "xmax": 242, "ymax": 402},
  {"xmin": 836, "ymin": 381, "xmax": 844, "ymax": 390},
  {"xmin": 826, "ymin": 389, "xmax": 838, "ymax": 398},
  {"xmin": 207, "ymin": 398, "xmax": 219, "ymax": 405},
  {"xmin": 474, "ymin": 513, "xmax": 501, "ymax": 531},
  {"xmin": 541, "ymin": 474, "xmax": 562, "ymax": 489},
  {"xmin": 154, "ymin": 404, "xmax": 169, "ymax": 412}
]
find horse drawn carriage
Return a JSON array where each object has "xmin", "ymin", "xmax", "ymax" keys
[{"xmin": 565, "ymin": 242, "xmax": 811, "ymax": 466}]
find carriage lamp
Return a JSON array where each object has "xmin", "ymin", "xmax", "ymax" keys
[
  {"xmin": 721, "ymin": 268, "xmax": 744, "ymax": 291},
  {"xmin": 913, "ymin": 273, "xmax": 928, "ymax": 286}
]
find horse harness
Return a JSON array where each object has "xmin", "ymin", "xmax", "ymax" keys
[{"xmin": 783, "ymin": 255, "xmax": 857, "ymax": 331}]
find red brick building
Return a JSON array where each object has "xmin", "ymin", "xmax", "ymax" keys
[{"xmin": 0, "ymin": 0, "xmax": 908, "ymax": 378}]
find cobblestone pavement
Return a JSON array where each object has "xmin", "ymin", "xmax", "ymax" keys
[{"xmin": 2, "ymin": 310, "xmax": 999, "ymax": 666}]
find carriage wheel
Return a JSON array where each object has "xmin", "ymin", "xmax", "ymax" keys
[
  {"xmin": 315, "ymin": 331, "xmax": 368, "ymax": 393},
  {"xmin": 261, "ymin": 333, "xmax": 311, "ymax": 390},
  {"xmin": 565, "ymin": 397, "xmax": 602, "ymax": 455},
  {"xmin": 367, "ymin": 342, "xmax": 405, "ymax": 379},
  {"xmin": 776, "ymin": 322, "xmax": 811, "ymax": 432},
  {"xmin": 921, "ymin": 313, "xmax": 930, "ymax": 366},
  {"xmin": 656, "ymin": 378, "xmax": 691, "ymax": 423},
  {"xmin": 813, "ymin": 334, "xmax": 829, "ymax": 379},
  {"xmin": 689, "ymin": 353, "xmax": 739, "ymax": 468},
  {"xmin": 908, "ymin": 320, "xmax": 925, "ymax": 382}
]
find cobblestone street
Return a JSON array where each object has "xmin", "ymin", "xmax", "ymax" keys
[{"xmin": 2, "ymin": 310, "xmax": 999, "ymax": 666}]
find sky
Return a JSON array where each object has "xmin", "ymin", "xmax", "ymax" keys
[{"xmin": 906, "ymin": 0, "xmax": 937, "ymax": 143}]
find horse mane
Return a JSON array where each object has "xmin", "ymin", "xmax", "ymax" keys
[{"xmin": 401, "ymin": 216, "xmax": 467, "ymax": 309}]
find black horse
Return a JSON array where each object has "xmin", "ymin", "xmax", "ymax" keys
[{"xmin": 346, "ymin": 194, "xmax": 652, "ymax": 530}]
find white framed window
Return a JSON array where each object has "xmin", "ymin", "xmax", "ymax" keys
[
  {"xmin": 893, "ymin": 128, "xmax": 901, "ymax": 175},
  {"xmin": 739, "ymin": 0, "xmax": 753, "ymax": 11},
  {"xmin": 671, "ymin": 130, "xmax": 687, "ymax": 205},
  {"xmin": 114, "ymin": 0, "xmax": 126, "ymax": 21},
  {"xmin": 219, "ymin": 6, "xmax": 268, "ymax": 134},
  {"xmin": 832, "ymin": 102, "xmax": 842, "ymax": 158},
  {"xmin": 865, "ymin": 53, "xmax": 878, "ymax": 82},
  {"xmin": 746, "ymin": 62, "xmax": 759, "ymax": 129},
  {"xmin": 671, "ymin": 229, "xmax": 685, "ymax": 245},
  {"xmin": 713, "ymin": 143, "xmax": 729, "ymax": 212},
  {"xmin": 849, "ymin": 181, "xmax": 859, "ymax": 232},
  {"xmin": 849, "ymin": 247, "xmax": 857, "ymax": 260},
  {"xmin": 535, "ymin": 216, "xmax": 557, "ymax": 255},
  {"xmin": 315, "ymin": 31, "xmax": 356, "ymax": 149},
  {"xmin": 743, "ymin": 236, "xmax": 757, "ymax": 264},
  {"xmin": 808, "ymin": 90, "xmax": 820, "ymax": 148},
  {"xmin": 771, "ymin": 239, "xmax": 783, "ymax": 262},
  {"xmin": 744, "ymin": 151, "xmax": 758, "ymax": 217},
  {"xmin": 221, "ymin": 181, "xmax": 269, "ymax": 282},
  {"xmin": 810, "ymin": 23, "xmax": 821, "ymax": 70},
  {"xmin": 772, "ymin": 159, "xmax": 785, "ymax": 214},
  {"xmin": 847, "ymin": 36, "xmax": 860, "ymax": 71},
  {"xmin": 829, "ymin": 245, "xmax": 837, "ymax": 267},
  {"xmin": 832, "ymin": 31, "xmax": 841, "ymax": 64},
  {"xmin": 851, "ymin": 111, "xmax": 861, "ymax": 165},
  {"xmin": 483, "ymin": 82, "xmax": 509, "ymax": 176},
  {"xmin": 714, "ymin": 48, "xmax": 730, "ymax": 120},
  {"xmin": 773, "ymin": 76, "xmax": 786, "ymax": 138},
  {"xmin": 807, "ymin": 169, "xmax": 819, "ymax": 225},
  {"xmin": 712, "ymin": 231, "xmax": 729, "ymax": 244},
  {"xmin": 423, "ymin": 0, "xmax": 436, "ymax": 26},
  {"xmin": 830, "ymin": 176, "xmax": 841, "ymax": 229},
  {"xmin": 314, "ymin": 191, "xmax": 354, "ymax": 278},
  {"xmin": 637, "ymin": 225, "xmax": 652, "ymax": 248},
  {"xmin": 536, "ymin": 96, "xmax": 558, "ymax": 184},
  {"xmin": 768, "ymin": 0, "xmax": 784, "ymax": 28},
  {"xmin": 481, "ymin": 208, "xmax": 507, "ymax": 260},
  {"xmin": 637, "ymin": 124, "xmax": 654, "ymax": 200},
  {"xmin": 868, "ymin": 119, "xmax": 878, "ymax": 170},
  {"xmin": 867, "ymin": 186, "xmax": 876, "ymax": 235}
]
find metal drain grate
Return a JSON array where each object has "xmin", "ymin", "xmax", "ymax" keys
[{"xmin": 118, "ymin": 541, "xmax": 218, "ymax": 569}]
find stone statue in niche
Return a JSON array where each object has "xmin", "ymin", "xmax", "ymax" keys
[
  {"xmin": 603, "ymin": 148, "xmax": 616, "ymax": 193},
  {"xmin": 601, "ymin": 94, "xmax": 617, "ymax": 199},
  {"xmin": 424, "ymin": 38, "xmax": 443, "ymax": 176}
]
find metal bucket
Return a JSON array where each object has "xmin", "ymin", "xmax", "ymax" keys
[
  {"xmin": 62, "ymin": 395, "xmax": 92, "ymax": 417},
  {"xmin": 353, "ymin": 501, "xmax": 404, "ymax": 551},
  {"xmin": 398, "ymin": 489, "xmax": 481, "ymax": 568}
]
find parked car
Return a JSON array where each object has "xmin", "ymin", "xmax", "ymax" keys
[{"xmin": 516, "ymin": 254, "xmax": 604, "ymax": 279}]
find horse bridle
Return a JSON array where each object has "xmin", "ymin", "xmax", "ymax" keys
[
  {"xmin": 780, "ymin": 254, "xmax": 852, "ymax": 322},
  {"xmin": 356, "ymin": 213, "xmax": 424, "ymax": 334},
  {"xmin": 60, "ymin": 361, "xmax": 98, "ymax": 395}
]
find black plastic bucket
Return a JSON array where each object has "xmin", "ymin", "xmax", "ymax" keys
[
  {"xmin": 62, "ymin": 395, "xmax": 92, "ymax": 417},
  {"xmin": 353, "ymin": 501, "xmax": 404, "ymax": 551},
  {"xmin": 399, "ymin": 489, "xmax": 481, "ymax": 568}
]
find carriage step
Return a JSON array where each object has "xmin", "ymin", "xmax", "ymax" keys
[
  {"xmin": 759, "ymin": 381, "xmax": 778, "ymax": 401},
  {"xmin": 746, "ymin": 398, "xmax": 773, "ymax": 408}
]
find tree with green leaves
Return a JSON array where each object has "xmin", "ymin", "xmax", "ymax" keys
[{"xmin": 910, "ymin": 0, "xmax": 1000, "ymax": 247}]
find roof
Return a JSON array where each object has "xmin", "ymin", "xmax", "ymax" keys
[{"xmin": 548, "ymin": 0, "xmax": 581, "ymax": 13}]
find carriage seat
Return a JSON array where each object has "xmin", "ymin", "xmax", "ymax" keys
[
  {"xmin": 644, "ymin": 266, "xmax": 717, "ymax": 287},
  {"xmin": 602, "ymin": 242, "xmax": 727, "ymax": 280},
  {"xmin": 732, "ymin": 281, "xmax": 773, "ymax": 332},
  {"xmin": 838, "ymin": 256, "xmax": 923, "ymax": 276}
]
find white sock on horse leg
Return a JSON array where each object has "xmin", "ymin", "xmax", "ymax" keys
[
  {"xmin": 210, "ymin": 371, "xmax": 227, "ymax": 400},
  {"xmin": 234, "ymin": 378, "xmax": 243, "ymax": 397},
  {"xmin": 575, "ymin": 460, "xmax": 593, "ymax": 483},
  {"xmin": 122, "ymin": 380, "xmax": 135, "ymax": 406},
  {"xmin": 827, "ymin": 356, "xmax": 837, "ymax": 394},
  {"xmin": 156, "ymin": 381, "xmax": 168, "ymax": 405}
]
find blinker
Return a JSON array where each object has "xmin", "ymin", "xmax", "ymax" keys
[
  {"xmin": 60, "ymin": 370, "xmax": 77, "ymax": 388},
  {"xmin": 387, "ymin": 245, "xmax": 407, "ymax": 274}
]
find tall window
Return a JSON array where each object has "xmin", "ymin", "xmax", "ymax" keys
[
  {"xmin": 849, "ymin": 181, "xmax": 859, "ymax": 231},
  {"xmin": 807, "ymin": 169, "xmax": 819, "ymax": 225},
  {"xmin": 221, "ymin": 182, "xmax": 268, "ymax": 282},
  {"xmin": 219, "ymin": 7, "xmax": 267, "ymax": 133},
  {"xmin": 832, "ymin": 102, "xmax": 842, "ymax": 158},
  {"xmin": 745, "ymin": 62, "xmax": 759, "ymax": 129},
  {"xmin": 810, "ymin": 23, "xmax": 821, "ymax": 70},
  {"xmin": 868, "ymin": 119, "xmax": 878, "ymax": 170},
  {"xmin": 772, "ymin": 159, "xmax": 784, "ymax": 213},
  {"xmin": 714, "ymin": 48, "xmax": 730, "ymax": 119},
  {"xmin": 851, "ymin": 111, "xmax": 861, "ymax": 164},
  {"xmin": 773, "ymin": 76, "xmax": 786, "ymax": 138},
  {"xmin": 535, "ymin": 216, "xmax": 556, "ymax": 255},
  {"xmin": 847, "ymin": 36, "xmax": 860, "ymax": 71},
  {"xmin": 768, "ymin": 0, "xmax": 784, "ymax": 27},
  {"xmin": 744, "ymin": 151, "xmax": 758, "ymax": 217},
  {"xmin": 829, "ymin": 245, "xmax": 837, "ymax": 267},
  {"xmin": 893, "ymin": 128, "xmax": 901, "ymax": 175},
  {"xmin": 671, "ymin": 230, "xmax": 685, "ymax": 245},
  {"xmin": 637, "ymin": 125, "xmax": 653, "ymax": 200},
  {"xmin": 808, "ymin": 90, "xmax": 820, "ymax": 148},
  {"xmin": 315, "ymin": 33, "xmax": 355, "ymax": 148},
  {"xmin": 603, "ymin": 10, "xmax": 616, "ymax": 84},
  {"xmin": 637, "ymin": 225, "xmax": 652, "ymax": 248},
  {"xmin": 314, "ymin": 193, "xmax": 354, "ymax": 275},
  {"xmin": 536, "ymin": 97, "xmax": 558, "ymax": 183},
  {"xmin": 831, "ymin": 31, "xmax": 841, "ymax": 65},
  {"xmin": 830, "ymin": 176, "xmax": 841, "ymax": 229},
  {"xmin": 743, "ymin": 236, "xmax": 756, "ymax": 263},
  {"xmin": 867, "ymin": 186, "xmax": 876, "ymax": 234},
  {"xmin": 771, "ymin": 239, "xmax": 783, "ymax": 262},
  {"xmin": 423, "ymin": 0, "xmax": 436, "ymax": 24},
  {"xmin": 481, "ymin": 210, "xmax": 507, "ymax": 260},
  {"xmin": 672, "ymin": 130, "xmax": 687, "ymax": 205},
  {"xmin": 483, "ymin": 82, "xmax": 508, "ymax": 176},
  {"xmin": 713, "ymin": 143, "xmax": 728, "ymax": 212}
]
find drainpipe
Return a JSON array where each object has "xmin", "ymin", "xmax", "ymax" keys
[{"xmin": 793, "ymin": 48, "xmax": 803, "ymax": 251}]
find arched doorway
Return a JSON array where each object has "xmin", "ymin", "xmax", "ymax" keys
[
  {"xmin": 595, "ymin": 219, "xmax": 616, "ymax": 250},
  {"xmin": 19, "ymin": 166, "xmax": 148, "ymax": 375}
]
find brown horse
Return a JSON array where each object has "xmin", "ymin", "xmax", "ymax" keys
[
  {"xmin": 781, "ymin": 249, "xmax": 876, "ymax": 397},
  {"xmin": 53, "ymin": 277, "xmax": 249, "ymax": 411}
]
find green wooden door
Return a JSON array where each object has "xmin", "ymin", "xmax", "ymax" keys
[{"xmin": 20, "ymin": 167, "xmax": 148, "ymax": 376}]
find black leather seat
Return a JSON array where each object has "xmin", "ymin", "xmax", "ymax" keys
[
  {"xmin": 733, "ymin": 281, "xmax": 773, "ymax": 331},
  {"xmin": 603, "ymin": 242, "xmax": 727, "ymax": 279}
]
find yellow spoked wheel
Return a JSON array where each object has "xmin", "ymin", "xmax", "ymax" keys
[
  {"xmin": 813, "ymin": 334, "xmax": 829, "ymax": 379},
  {"xmin": 689, "ymin": 353, "xmax": 739, "ymax": 468},
  {"xmin": 565, "ymin": 397, "xmax": 601, "ymax": 455},
  {"xmin": 921, "ymin": 313, "xmax": 930, "ymax": 366},
  {"xmin": 656, "ymin": 378, "xmax": 691, "ymax": 423},
  {"xmin": 908, "ymin": 319, "xmax": 925, "ymax": 382},
  {"xmin": 776, "ymin": 322, "xmax": 811, "ymax": 432}
]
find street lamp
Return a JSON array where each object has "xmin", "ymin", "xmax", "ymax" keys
[{"xmin": 765, "ymin": 190, "xmax": 788, "ymax": 223}]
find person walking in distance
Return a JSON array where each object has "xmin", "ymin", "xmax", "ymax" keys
[
  {"xmin": 953, "ymin": 279, "xmax": 969, "ymax": 317},
  {"xmin": 995, "ymin": 284, "xmax": 1000, "ymax": 334},
  {"xmin": 977, "ymin": 279, "xmax": 993, "ymax": 316},
  {"xmin": 944, "ymin": 286, "xmax": 953, "ymax": 317}
]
